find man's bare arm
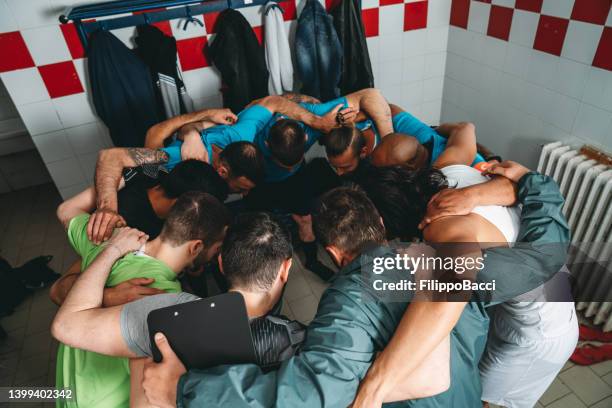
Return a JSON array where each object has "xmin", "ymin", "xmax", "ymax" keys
[
  {"xmin": 51, "ymin": 228, "xmax": 147, "ymax": 357},
  {"xmin": 95, "ymin": 148, "xmax": 168, "ymax": 213},
  {"xmin": 420, "ymin": 176, "xmax": 518, "ymax": 227},
  {"xmin": 345, "ymin": 88, "xmax": 393, "ymax": 137},
  {"xmin": 257, "ymin": 95, "xmax": 345, "ymax": 134},
  {"xmin": 144, "ymin": 108, "xmax": 237, "ymax": 148},
  {"xmin": 432, "ymin": 122, "xmax": 477, "ymax": 169},
  {"xmin": 352, "ymin": 225, "xmax": 480, "ymax": 407},
  {"xmin": 281, "ymin": 92, "xmax": 321, "ymax": 104},
  {"xmin": 56, "ymin": 187, "xmax": 97, "ymax": 229},
  {"xmin": 383, "ymin": 336, "xmax": 450, "ymax": 402}
]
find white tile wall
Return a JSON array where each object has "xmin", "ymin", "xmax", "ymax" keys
[
  {"xmin": 0, "ymin": 68, "xmax": 49, "ymax": 105},
  {"xmin": 562, "ymin": 21, "xmax": 605, "ymax": 65},
  {"xmin": 379, "ymin": 4, "xmax": 405, "ymax": 36},
  {"xmin": 545, "ymin": 0, "xmax": 579, "ymax": 19},
  {"xmin": 21, "ymin": 26, "xmax": 72, "ymax": 66},
  {"xmin": 17, "ymin": 101, "xmax": 63, "ymax": 136},
  {"xmin": 508, "ymin": 9, "xmax": 539, "ymax": 48},
  {"xmin": 443, "ymin": 25, "xmax": 612, "ymax": 169},
  {"xmin": 31, "ymin": 130, "xmax": 74, "ymax": 163},
  {"xmin": 467, "ymin": 1, "xmax": 491, "ymax": 34}
]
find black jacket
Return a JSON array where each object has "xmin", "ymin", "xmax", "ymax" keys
[
  {"xmin": 331, "ymin": 0, "xmax": 374, "ymax": 94},
  {"xmin": 208, "ymin": 9, "xmax": 269, "ymax": 113},
  {"xmin": 88, "ymin": 30, "xmax": 162, "ymax": 147}
]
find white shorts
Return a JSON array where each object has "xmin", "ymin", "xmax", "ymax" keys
[{"xmin": 479, "ymin": 306, "xmax": 578, "ymax": 408}]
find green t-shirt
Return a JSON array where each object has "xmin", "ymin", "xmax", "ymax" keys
[{"xmin": 56, "ymin": 214, "xmax": 181, "ymax": 408}]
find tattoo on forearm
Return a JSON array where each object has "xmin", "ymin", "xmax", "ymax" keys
[
  {"xmin": 281, "ymin": 92, "xmax": 320, "ymax": 104},
  {"xmin": 127, "ymin": 148, "xmax": 169, "ymax": 166}
]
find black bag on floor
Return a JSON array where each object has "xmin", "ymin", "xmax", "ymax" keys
[{"xmin": 0, "ymin": 256, "xmax": 59, "ymax": 317}]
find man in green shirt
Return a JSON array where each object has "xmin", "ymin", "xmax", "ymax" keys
[
  {"xmin": 142, "ymin": 162, "xmax": 569, "ymax": 407},
  {"xmin": 53, "ymin": 191, "xmax": 230, "ymax": 407}
]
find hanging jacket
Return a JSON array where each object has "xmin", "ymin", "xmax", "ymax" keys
[
  {"xmin": 264, "ymin": 2, "xmax": 294, "ymax": 95},
  {"xmin": 331, "ymin": 0, "xmax": 374, "ymax": 94},
  {"xmin": 135, "ymin": 24, "xmax": 194, "ymax": 118},
  {"xmin": 88, "ymin": 30, "xmax": 162, "ymax": 147},
  {"xmin": 295, "ymin": 0, "xmax": 343, "ymax": 101},
  {"xmin": 208, "ymin": 9, "xmax": 269, "ymax": 113}
]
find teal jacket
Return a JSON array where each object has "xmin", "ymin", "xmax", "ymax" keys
[{"xmin": 177, "ymin": 173, "xmax": 569, "ymax": 407}]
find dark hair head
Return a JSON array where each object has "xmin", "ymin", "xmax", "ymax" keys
[
  {"xmin": 160, "ymin": 191, "xmax": 231, "ymax": 247},
  {"xmin": 219, "ymin": 141, "xmax": 265, "ymax": 184},
  {"xmin": 159, "ymin": 159, "xmax": 228, "ymax": 202},
  {"xmin": 268, "ymin": 119, "xmax": 306, "ymax": 166},
  {"xmin": 320, "ymin": 126, "xmax": 365, "ymax": 158},
  {"xmin": 221, "ymin": 212, "xmax": 292, "ymax": 292},
  {"xmin": 313, "ymin": 185, "xmax": 386, "ymax": 256},
  {"xmin": 359, "ymin": 166, "xmax": 447, "ymax": 241}
]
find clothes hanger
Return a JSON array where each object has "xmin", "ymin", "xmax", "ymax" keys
[{"xmin": 183, "ymin": 7, "xmax": 204, "ymax": 30}]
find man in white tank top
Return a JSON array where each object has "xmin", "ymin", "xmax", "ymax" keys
[
  {"xmin": 440, "ymin": 163, "xmax": 577, "ymax": 408},
  {"xmin": 352, "ymin": 121, "xmax": 576, "ymax": 408}
]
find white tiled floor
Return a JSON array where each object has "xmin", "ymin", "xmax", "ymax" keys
[{"xmin": 0, "ymin": 184, "xmax": 611, "ymax": 407}]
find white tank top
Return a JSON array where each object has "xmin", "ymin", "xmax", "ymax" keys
[
  {"xmin": 440, "ymin": 165, "xmax": 575, "ymax": 342},
  {"xmin": 440, "ymin": 165, "xmax": 520, "ymax": 242}
]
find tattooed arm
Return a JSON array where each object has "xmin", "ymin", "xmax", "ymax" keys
[
  {"xmin": 281, "ymin": 92, "xmax": 321, "ymax": 104},
  {"xmin": 86, "ymin": 148, "xmax": 169, "ymax": 243}
]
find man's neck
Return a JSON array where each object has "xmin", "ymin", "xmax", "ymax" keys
[
  {"xmin": 144, "ymin": 238, "xmax": 189, "ymax": 273},
  {"xmin": 230, "ymin": 289, "xmax": 276, "ymax": 318}
]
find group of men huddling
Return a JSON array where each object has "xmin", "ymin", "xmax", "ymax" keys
[{"xmin": 49, "ymin": 88, "xmax": 578, "ymax": 408}]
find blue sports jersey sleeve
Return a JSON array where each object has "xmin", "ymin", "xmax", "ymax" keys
[
  {"xmin": 204, "ymin": 105, "xmax": 274, "ymax": 148},
  {"xmin": 392, "ymin": 111, "xmax": 438, "ymax": 144},
  {"xmin": 159, "ymin": 146, "xmax": 182, "ymax": 170}
]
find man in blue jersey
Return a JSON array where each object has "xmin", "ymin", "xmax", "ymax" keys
[{"xmin": 371, "ymin": 104, "xmax": 491, "ymax": 169}]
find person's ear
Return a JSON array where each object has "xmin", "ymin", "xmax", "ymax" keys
[
  {"xmin": 359, "ymin": 145, "xmax": 368, "ymax": 159},
  {"xmin": 325, "ymin": 245, "xmax": 345, "ymax": 267},
  {"xmin": 217, "ymin": 165, "xmax": 229, "ymax": 179},
  {"xmin": 279, "ymin": 258, "xmax": 292, "ymax": 284},
  {"xmin": 217, "ymin": 253, "xmax": 225, "ymax": 275},
  {"xmin": 189, "ymin": 240, "xmax": 204, "ymax": 257}
]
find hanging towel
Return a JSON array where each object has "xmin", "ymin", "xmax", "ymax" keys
[
  {"xmin": 135, "ymin": 25, "xmax": 194, "ymax": 118},
  {"xmin": 295, "ymin": 0, "xmax": 343, "ymax": 101},
  {"xmin": 331, "ymin": 0, "xmax": 374, "ymax": 94},
  {"xmin": 264, "ymin": 2, "xmax": 294, "ymax": 95},
  {"xmin": 208, "ymin": 9, "xmax": 269, "ymax": 113},
  {"xmin": 88, "ymin": 30, "xmax": 162, "ymax": 147}
]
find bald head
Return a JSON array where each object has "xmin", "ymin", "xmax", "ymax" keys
[{"xmin": 371, "ymin": 133, "xmax": 429, "ymax": 169}]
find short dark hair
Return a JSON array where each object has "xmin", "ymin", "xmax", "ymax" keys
[
  {"xmin": 313, "ymin": 185, "xmax": 385, "ymax": 255},
  {"xmin": 219, "ymin": 141, "xmax": 265, "ymax": 185},
  {"xmin": 221, "ymin": 212, "xmax": 292, "ymax": 291},
  {"xmin": 268, "ymin": 119, "xmax": 306, "ymax": 166},
  {"xmin": 159, "ymin": 159, "xmax": 228, "ymax": 202},
  {"xmin": 159, "ymin": 191, "xmax": 231, "ymax": 247},
  {"xmin": 320, "ymin": 126, "xmax": 365, "ymax": 158},
  {"xmin": 358, "ymin": 166, "xmax": 447, "ymax": 241}
]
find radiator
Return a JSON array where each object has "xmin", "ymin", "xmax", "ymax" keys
[{"xmin": 537, "ymin": 142, "xmax": 612, "ymax": 332}]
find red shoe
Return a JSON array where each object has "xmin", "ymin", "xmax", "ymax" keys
[
  {"xmin": 579, "ymin": 324, "xmax": 612, "ymax": 342},
  {"xmin": 570, "ymin": 344, "xmax": 612, "ymax": 366}
]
